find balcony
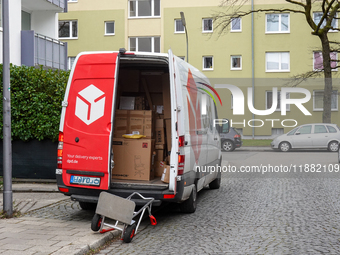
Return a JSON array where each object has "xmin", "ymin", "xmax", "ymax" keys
[
  {"xmin": 21, "ymin": 31, "xmax": 68, "ymax": 70},
  {"xmin": 21, "ymin": 0, "xmax": 67, "ymax": 12}
]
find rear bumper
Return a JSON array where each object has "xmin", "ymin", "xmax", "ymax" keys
[{"xmin": 56, "ymin": 170, "xmax": 186, "ymax": 205}]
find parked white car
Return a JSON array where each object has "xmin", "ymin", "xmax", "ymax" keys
[{"xmin": 271, "ymin": 123, "xmax": 340, "ymax": 152}]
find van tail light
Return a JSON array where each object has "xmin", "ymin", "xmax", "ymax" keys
[
  {"xmin": 57, "ymin": 132, "xmax": 64, "ymax": 169},
  {"xmin": 179, "ymin": 136, "xmax": 185, "ymax": 147},
  {"xmin": 178, "ymin": 154, "xmax": 185, "ymax": 175},
  {"xmin": 234, "ymin": 134, "xmax": 241, "ymax": 139},
  {"xmin": 58, "ymin": 187, "xmax": 69, "ymax": 193}
]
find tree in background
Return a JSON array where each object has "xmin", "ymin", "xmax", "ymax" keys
[{"xmin": 214, "ymin": 0, "xmax": 340, "ymax": 123}]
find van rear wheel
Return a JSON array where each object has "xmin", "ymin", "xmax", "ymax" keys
[{"xmin": 179, "ymin": 185, "xmax": 197, "ymax": 213}]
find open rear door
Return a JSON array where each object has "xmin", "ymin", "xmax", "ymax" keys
[
  {"xmin": 60, "ymin": 52, "xmax": 119, "ymax": 190},
  {"xmin": 168, "ymin": 49, "xmax": 185, "ymax": 192}
]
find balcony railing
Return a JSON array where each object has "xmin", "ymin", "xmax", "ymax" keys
[
  {"xmin": 46, "ymin": 0, "xmax": 66, "ymax": 11},
  {"xmin": 21, "ymin": 31, "xmax": 68, "ymax": 70}
]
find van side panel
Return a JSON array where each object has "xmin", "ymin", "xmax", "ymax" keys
[{"xmin": 61, "ymin": 53, "xmax": 119, "ymax": 190}]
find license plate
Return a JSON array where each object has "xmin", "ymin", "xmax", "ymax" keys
[{"xmin": 70, "ymin": 176, "xmax": 100, "ymax": 186}]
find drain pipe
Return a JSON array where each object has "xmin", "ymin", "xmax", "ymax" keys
[{"xmin": 251, "ymin": 0, "xmax": 255, "ymax": 139}]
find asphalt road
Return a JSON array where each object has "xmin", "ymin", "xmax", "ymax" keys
[{"xmin": 97, "ymin": 149, "xmax": 340, "ymax": 254}]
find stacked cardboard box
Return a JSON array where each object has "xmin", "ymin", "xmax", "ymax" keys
[
  {"xmin": 111, "ymin": 138, "xmax": 155, "ymax": 181},
  {"xmin": 114, "ymin": 110, "xmax": 153, "ymax": 138}
]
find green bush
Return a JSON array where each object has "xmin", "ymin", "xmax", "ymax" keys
[{"xmin": 0, "ymin": 65, "xmax": 69, "ymax": 142}]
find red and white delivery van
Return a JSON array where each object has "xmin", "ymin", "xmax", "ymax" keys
[{"xmin": 56, "ymin": 49, "xmax": 222, "ymax": 213}]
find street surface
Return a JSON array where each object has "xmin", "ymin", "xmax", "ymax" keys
[{"xmin": 95, "ymin": 149, "xmax": 340, "ymax": 254}]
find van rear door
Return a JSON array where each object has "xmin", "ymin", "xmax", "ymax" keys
[
  {"xmin": 168, "ymin": 49, "xmax": 184, "ymax": 192},
  {"xmin": 60, "ymin": 52, "xmax": 119, "ymax": 190}
]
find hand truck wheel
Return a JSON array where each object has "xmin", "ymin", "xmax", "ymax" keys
[
  {"xmin": 122, "ymin": 223, "xmax": 137, "ymax": 243},
  {"xmin": 91, "ymin": 213, "xmax": 103, "ymax": 232}
]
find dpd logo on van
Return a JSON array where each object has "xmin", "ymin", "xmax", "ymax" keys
[{"xmin": 75, "ymin": 85, "xmax": 106, "ymax": 125}]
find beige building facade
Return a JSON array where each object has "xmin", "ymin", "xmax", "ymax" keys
[{"xmin": 59, "ymin": 0, "xmax": 340, "ymax": 138}]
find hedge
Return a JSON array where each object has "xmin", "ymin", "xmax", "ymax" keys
[{"xmin": 0, "ymin": 65, "xmax": 69, "ymax": 142}]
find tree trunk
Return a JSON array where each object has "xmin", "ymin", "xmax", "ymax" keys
[{"xmin": 319, "ymin": 33, "xmax": 333, "ymax": 123}]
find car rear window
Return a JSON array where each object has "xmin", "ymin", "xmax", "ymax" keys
[{"xmin": 327, "ymin": 125, "xmax": 337, "ymax": 133}]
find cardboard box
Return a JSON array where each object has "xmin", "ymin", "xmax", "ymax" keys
[
  {"xmin": 119, "ymin": 97, "xmax": 135, "ymax": 110},
  {"xmin": 155, "ymin": 144, "xmax": 164, "ymax": 150},
  {"xmin": 155, "ymin": 149, "xmax": 164, "ymax": 161},
  {"xmin": 155, "ymin": 119, "xmax": 165, "ymax": 145},
  {"xmin": 112, "ymin": 138, "xmax": 155, "ymax": 181},
  {"xmin": 165, "ymin": 118, "xmax": 171, "ymax": 151},
  {"xmin": 162, "ymin": 74, "xmax": 171, "ymax": 119},
  {"xmin": 114, "ymin": 110, "xmax": 153, "ymax": 138},
  {"xmin": 135, "ymin": 96, "xmax": 145, "ymax": 110},
  {"xmin": 155, "ymin": 160, "xmax": 166, "ymax": 177},
  {"xmin": 161, "ymin": 165, "xmax": 170, "ymax": 183}
]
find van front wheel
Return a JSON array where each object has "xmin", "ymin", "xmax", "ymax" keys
[{"xmin": 179, "ymin": 185, "xmax": 197, "ymax": 213}]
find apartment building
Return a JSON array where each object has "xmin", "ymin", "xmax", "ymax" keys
[
  {"xmin": 59, "ymin": 0, "xmax": 340, "ymax": 138},
  {"xmin": 0, "ymin": 0, "xmax": 68, "ymax": 70}
]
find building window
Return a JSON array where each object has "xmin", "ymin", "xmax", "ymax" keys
[
  {"xmin": 313, "ymin": 90, "xmax": 338, "ymax": 111},
  {"xmin": 266, "ymin": 52, "xmax": 290, "ymax": 72},
  {"xmin": 175, "ymin": 19, "xmax": 184, "ymax": 33},
  {"xmin": 266, "ymin": 91, "xmax": 290, "ymax": 111},
  {"xmin": 231, "ymin": 55, "xmax": 242, "ymax": 70},
  {"xmin": 129, "ymin": 37, "xmax": 160, "ymax": 53},
  {"xmin": 105, "ymin": 21, "xmax": 115, "ymax": 35},
  {"xmin": 129, "ymin": 0, "xmax": 160, "ymax": 18},
  {"xmin": 202, "ymin": 18, "xmax": 213, "ymax": 32},
  {"xmin": 68, "ymin": 57, "xmax": 76, "ymax": 70},
  {"xmin": 59, "ymin": 20, "xmax": 78, "ymax": 39},
  {"xmin": 203, "ymin": 56, "xmax": 213, "ymax": 70},
  {"xmin": 313, "ymin": 52, "xmax": 337, "ymax": 71},
  {"xmin": 313, "ymin": 12, "xmax": 337, "ymax": 31},
  {"xmin": 266, "ymin": 13, "xmax": 289, "ymax": 33},
  {"xmin": 231, "ymin": 18, "xmax": 241, "ymax": 32}
]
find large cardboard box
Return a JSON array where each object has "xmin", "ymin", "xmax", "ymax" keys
[
  {"xmin": 165, "ymin": 118, "xmax": 171, "ymax": 151},
  {"xmin": 162, "ymin": 74, "xmax": 171, "ymax": 119},
  {"xmin": 155, "ymin": 149, "xmax": 164, "ymax": 161},
  {"xmin": 114, "ymin": 110, "xmax": 153, "ymax": 138},
  {"xmin": 161, "ymin": 165, "xmax": 170, "ymax": 183},
  {"xmin": 112, "ymin": 138, "xmax": 155, "ymax": 181}
]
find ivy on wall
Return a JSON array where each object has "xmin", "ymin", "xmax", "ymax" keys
[{"xmin": 0, "ymin": 65, "xmax": 69, "ymax": 142}]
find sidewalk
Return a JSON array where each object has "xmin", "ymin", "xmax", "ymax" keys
[{"xmin": 0, "ymin": 181, "xmax": 120, "ymax": 255}]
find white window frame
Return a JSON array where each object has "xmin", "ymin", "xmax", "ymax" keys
[
  {"xmin": 104, "ymin": 21, "xmax": 115, "ymax": 36},
  {"xmin": 313, "ymin": 90, "xmax": 338, "ymax": 111},
  {"xmin": 202, "ymin": 18, "xmax": 213, "ymax": 33},
  {"xmin": 128, "ymin": 36, "xmax": 160, "ymax": 53},
  {"xmin": 265, "ymin": 13, "xmax": 290, "ymax": 33},
  {"xmin": 313, "ymin": 12, "xmax": 338, "ymax": 32},
  {"xmin": 231, "ymin": 18, "xmax": 242, "ymax": 32},
  {"xmin": 128, "ymin": 0, "xmax": 161, "ymax": 18},
  {"xmin": 68, "ymin": 0, "xmax": 78, "ymax": 2},
  {"xmin": 313, "ymin": 51, "xmax": 338, "ymax": 71},
  {"xmin": 266, "ymin": 52, "xmax": 290, "ymax": 72},
  {"xmin": 68, "ymin": 57, "xmax": 76, "ymax": 71},
  {"xmin": 202, "ymin": 56, "xmax": 214, "ymax": 71},
  {"xmin": 265, "ymin": 91, "xmax": 290, "ymax": 112},
  {"xmin": 231, "ymin": 55, "xmax": 242, "ymax": 70},
  {"xmin": 174, "ymin": 19, "xmax": 185, "ymax": 33},
  {"xmin": 58, "ymin": 20, "xmax": 78, "ymax": 39}
]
